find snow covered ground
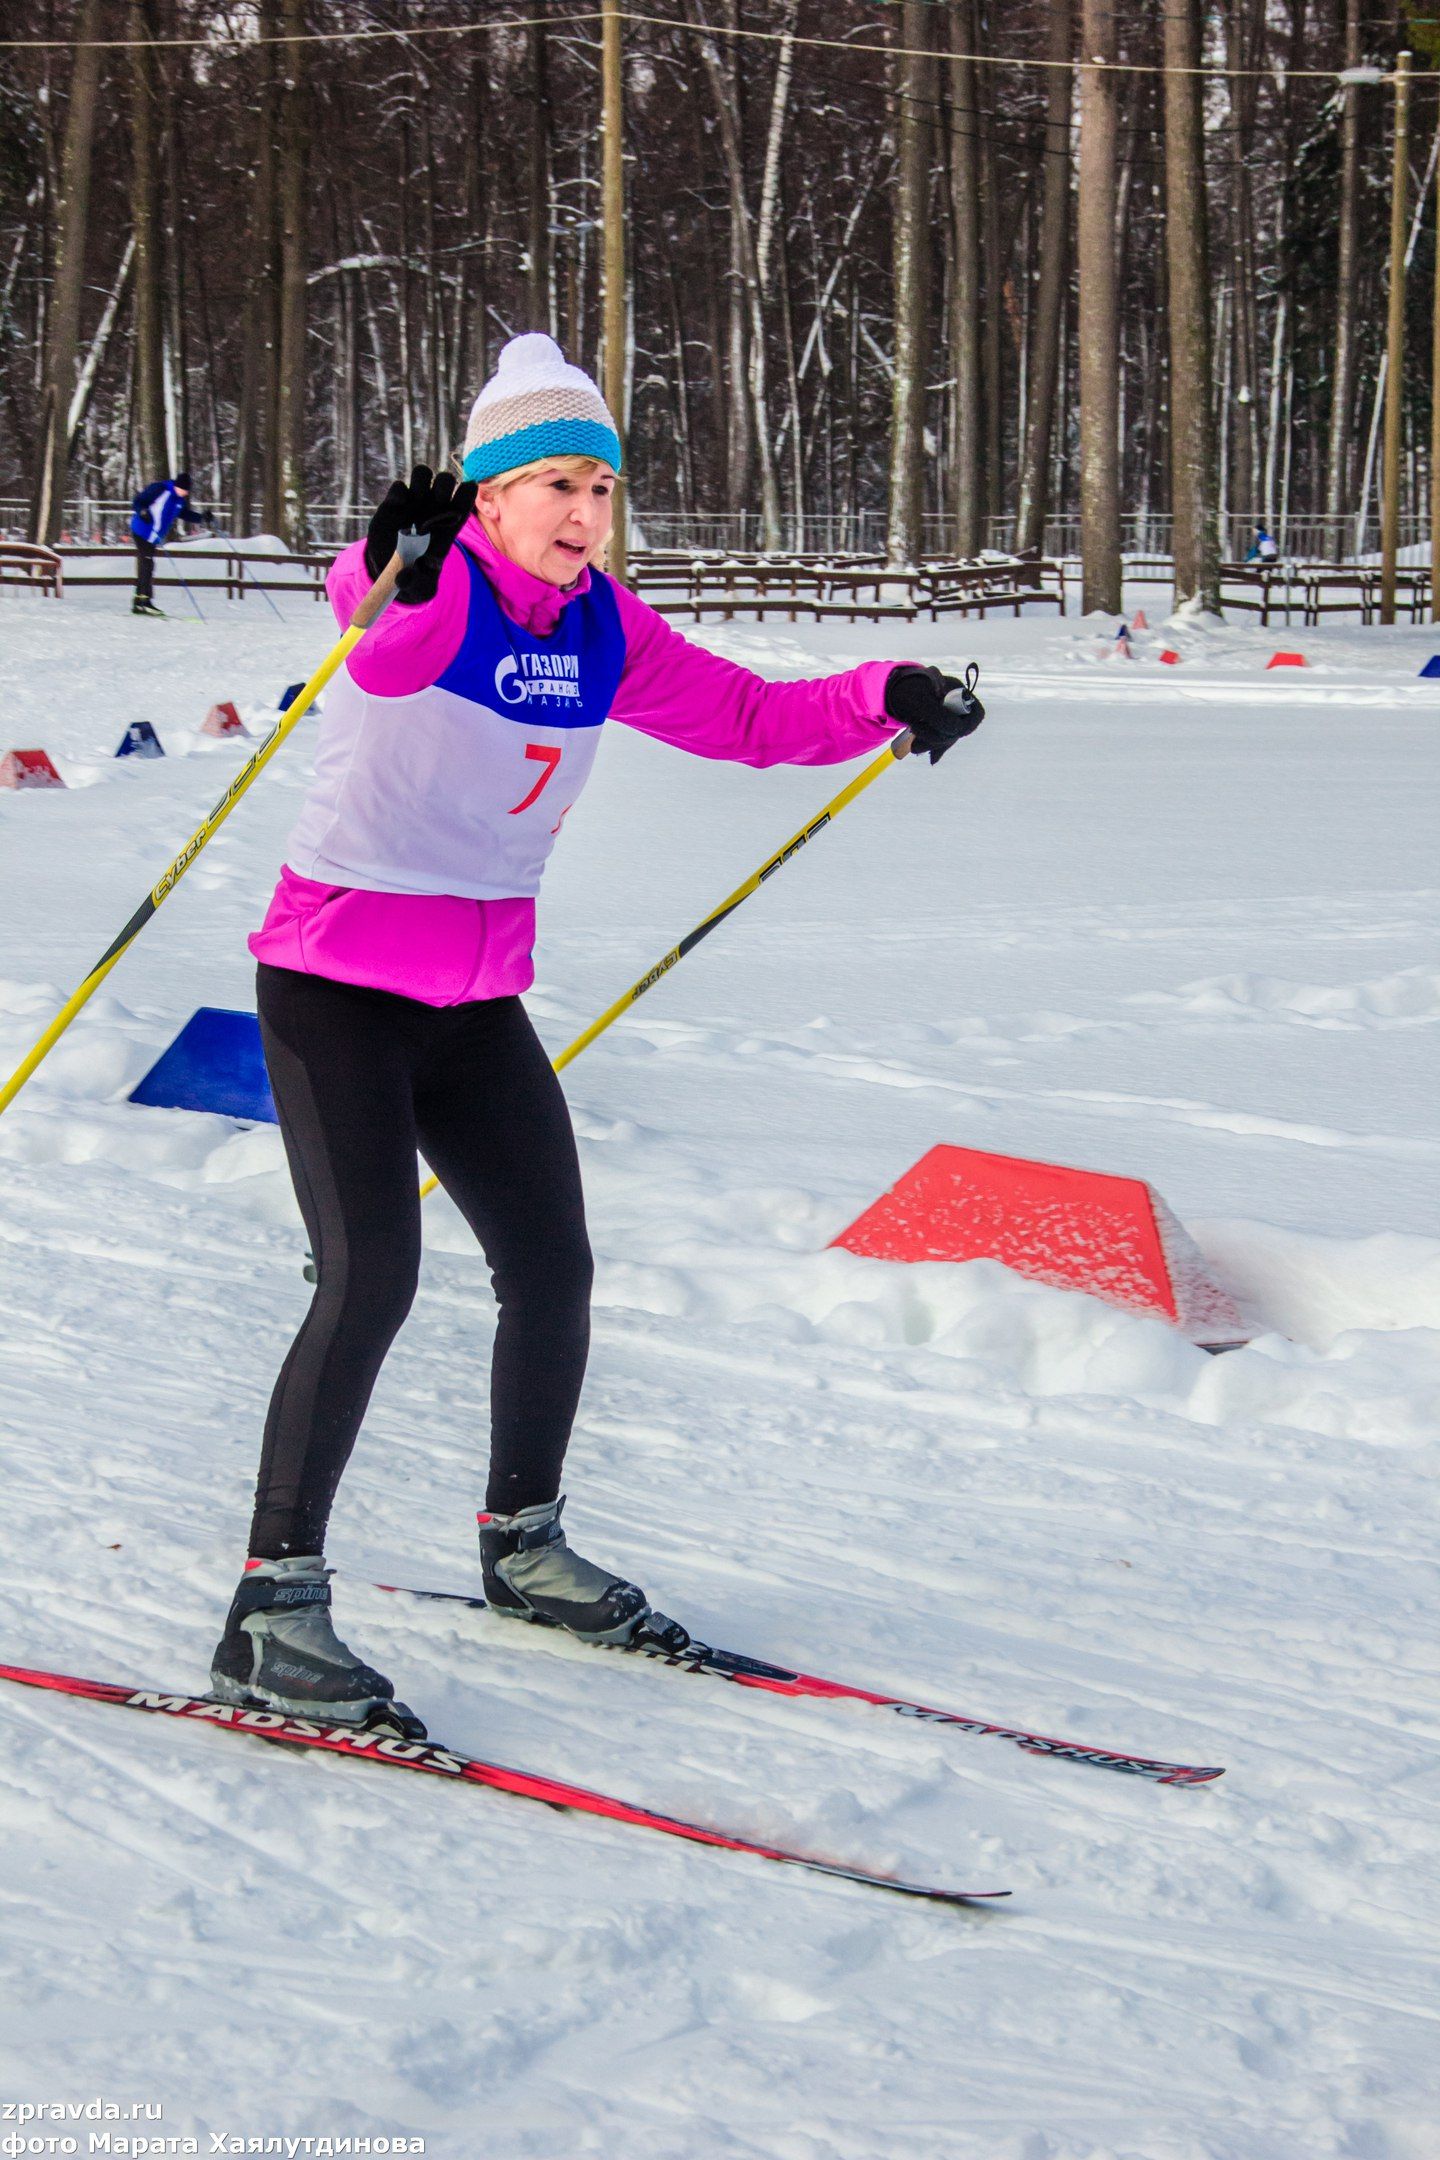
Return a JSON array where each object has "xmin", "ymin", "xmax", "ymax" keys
[{"xmin": 1, "ymin": 582, "xmax": 1437, "ymax": 2158}]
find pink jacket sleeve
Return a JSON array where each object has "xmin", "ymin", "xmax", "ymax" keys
[
  {"xmin": 326, "ymin": 540, "xmax": 471, "ymax": 696},
  {"xmin": 606, "ymin": 580, "xmax": 902, "ymax": 767}
]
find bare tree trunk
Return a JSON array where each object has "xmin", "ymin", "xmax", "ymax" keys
[
  {"xmin": 600, "ymin": 0, "xmax": 627, "ymax": 573},
  {"xmin": 32, "ymin": 0, "xmax": 104, "ymax": 543},
  {"xmin": 948, "ymin": 0, "xmax": 982, "ymax": 556},
  {"xmin": 687, "ymin": 0, "xmax": 782, "ymax": 544},
  {"xmin": 1163, "ymin": 0, "xmax": 1220, "ymax": 609},
  {"xmin": 1325, "ymin": 0, "xmax": 1362, "ymax": 525},
  {"xmin": 888, "ymin": 0, "xmax": 932, "ymax": 564},
  {"xmin": 233, "ymin": 35, "xmax": 278, "ymax": 533},
  {"xmin": 777, "ymin": 201, "xmax": 805, "ymax": 548},
  {"xmin": 68, "ymin": 234, "xmax": 134, "ymax": 453},
  {"xmin": 664, "ymin": 247, "xmax": 696, "ymax": 512},
  {"xmin": 127, "ymin": 0, "xmax": 166, "ymax": 482},
  {"xmin": 397, "ymin": 126, "xmax": 414, "ymax": 473},
  {"xmin": 755, "ymin": 0, "xmax": 797, "ymax": 295},
  {"xmin": 723, "ymin": 188, "xmax": 749, "ymax": 513},
  {"xmin": 1225, "ymin": 0, "xmax": 1264, "ymax": 539},
  {"xmin": 979, "ymin": 26, "xmax": 1003, "ymax": 537},
  {"xmin": 526, "ymin": 8, "xmax": 553, "ymax": 333},
  {"xmin": 1077, "ymin": 0, "xmax": 1121, "ymax": 610},
  {"xmin": 163, "ymin": 120, "xmax": 188, "ymax": 468},
  {"xmin": 1014, "ymin": 0, "xmax": 1071, "ymax": 554},
  {"xmin": 702, "ymin": 210, "xmax": 730, "ymax": 510},
  {"xmin": 459, "ymin": 57, "xmax": 490, "ymax": 403},
  {"xmin": 275, "ymin": 0, "xmax": 308, "ymax": 545},
  {"xmin": 1262, "ymin": 0, "xmax": 1305, "ymax": 538},
  {"xmin": 190, "ymin": 227, "xmax": 224, "ymax": 501},
  {"xmin": 360, "ymin": 267, "xmax": 400, "ymax": 479},
  {"xmin": 338, "ymin": 267, "xmax": 361, "ymax": 524},
  {"xmin": 420, "ymin": 103, "xmax": 446, "ymax": 461}
]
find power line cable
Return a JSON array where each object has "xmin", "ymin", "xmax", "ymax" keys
[{"xmin": 0, "ymin": 1, "xmax": 1417, "ymax": 83}]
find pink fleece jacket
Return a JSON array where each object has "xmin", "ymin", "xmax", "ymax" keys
[{"xmin": 250, "ymin": 520, "xmax": 900, "ymax": 1005}]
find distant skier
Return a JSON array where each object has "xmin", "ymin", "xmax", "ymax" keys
[
  {"xmin": 1246, "ymin": 527, "xmax": 1280, "ymax": 564},
  {"xmin": 211, "ymin": 332, "xmax": 986, "ymax": 1734},
  {"xmin": 129, "ymin": 470, "xmax": 211, "ymax": 616}
]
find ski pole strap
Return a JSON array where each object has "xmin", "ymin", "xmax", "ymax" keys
[
  {"xmin": 416, "ymin": 725, "xmax": 913, "ymax": 1203},
  {"xmin": 0, "ymin": 539, "xmax": 427, "ymax": 1123}
]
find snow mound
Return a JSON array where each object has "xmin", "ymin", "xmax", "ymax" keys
[{"xmin": 1132, "ymin": 965, "xmax": 1440, "ymax": 1027}]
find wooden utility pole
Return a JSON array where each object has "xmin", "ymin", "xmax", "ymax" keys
[
  {"xmin": 888, "ymin": 0, "xmax": 932, "ymax": 564},
  {"xmin": 1162, "ymin": 0, "xmax": 1220, "ymax": 612},
  {"xmin": 1077, "ymin": 0, "xmax": 1121, "ymax": 613},
  {"xmin": 601, "ymin": 0, "xmax": 627, "ymax": 579},
  {"xmin": 31, "ymin": 0, "xmax": 104, "ymax": 544},
  {"xmin": 1380, "ymin": 50, "xmax": 1411, "ymax": 626}
]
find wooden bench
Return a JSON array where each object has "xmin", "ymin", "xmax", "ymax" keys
[
  {"xmin": 53, "ymin": 545, "xmax": 334, "ymax": 600},
  {"xmin": 921, "ymin": 560, "xmax": 1065, "ymax": 618},
  {"xmin": 627, "ymin": 554, "xmax": 1065, "ymax": 624},
  {"xmin": 0, "ymin": 542, "xmax": 63, "ymax": 598}
]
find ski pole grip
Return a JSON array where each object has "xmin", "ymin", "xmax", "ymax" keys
[
  {"xmin": 350, "ymin": 528, "xmax": 431, "ymax": 629},
  {"xmin": 891, "ymin": 728, "xmax": 914, "ymax": 760}
]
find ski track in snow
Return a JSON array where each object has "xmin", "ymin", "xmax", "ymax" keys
[{"xmin": 0, "ymin": 587, "xmax": 1438, "ymax": 2157}]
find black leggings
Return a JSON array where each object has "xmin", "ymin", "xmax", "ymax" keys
[{"xmin": 249, "ymin": 963, "xmax": 593, "ymax": 1558}]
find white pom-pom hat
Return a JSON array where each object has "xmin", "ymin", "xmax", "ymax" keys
[{"xmin": 461, "ymin": 333, "xmax": 622, "ymax": 481}]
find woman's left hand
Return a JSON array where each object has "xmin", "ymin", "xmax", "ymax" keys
[
  {"xmin": 883, "ymin": 663, "xmax": 985, "ymax": 765},
  {"xmin": 365, "ymin": 466, "xmax": 479, "ymax": 605}
]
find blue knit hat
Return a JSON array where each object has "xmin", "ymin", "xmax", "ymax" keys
[{"xmin": 462, "ymin": 333, "xmax": 622, "ymax": 481}]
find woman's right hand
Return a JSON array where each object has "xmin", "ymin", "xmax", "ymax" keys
[
  {"xmin": 882, "ymin": 663, "xmax": 985, "ymax": 765},
  {"xmin": 364, "ymin": 466, "xmax": 478, "ymax": 605}
]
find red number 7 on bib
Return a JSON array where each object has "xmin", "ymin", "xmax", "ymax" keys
[{"xmin": 509, "ymin": 742, "xmax": 562, "ymax": 815}]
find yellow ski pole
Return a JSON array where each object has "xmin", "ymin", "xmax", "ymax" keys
[
  {"xmin": 416, "ymin": 725, "xmax": 914, "ymax": 1203},
  {"xmin": 0, "ymin": 534, "xmax": 429, "ymax": 1122}
]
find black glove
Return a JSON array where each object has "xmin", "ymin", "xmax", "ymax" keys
[
  {"xmin": 364, "ymin": 465, "xmax": 479, "ymax": 606},
  {"xmin": 883, "ymin": 662, "xmax": 985, "ymax": 765}
]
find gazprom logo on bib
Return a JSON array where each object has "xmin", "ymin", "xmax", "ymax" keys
[{"xmin": 494, "ymin": 652, "xmax": 583, "ymax": 705}]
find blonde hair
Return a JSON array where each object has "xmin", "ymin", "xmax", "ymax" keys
[{"xmin": 465, "ymin": 451, "xmax": 618, "ymax": 570}]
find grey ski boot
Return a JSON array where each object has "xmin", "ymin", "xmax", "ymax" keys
[
  {"xmin": 210, "ymin": 1555, "xmax": 425, "ymax": 1736},
  {"xmin": 478, "ymin": 1497, "xmax": 689, "ymax": 1651}
]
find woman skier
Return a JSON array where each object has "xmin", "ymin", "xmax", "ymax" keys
[{"xmin": 212, "ymin": 334, "xmax": 983, "ymax": 1733}]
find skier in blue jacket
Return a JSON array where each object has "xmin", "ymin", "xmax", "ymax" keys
[{"xmin": 129, "ymin": 471, "xmax": 211, "ymax": 615}]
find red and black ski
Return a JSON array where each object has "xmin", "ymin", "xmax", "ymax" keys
[
  {"xmin": 0, "ymin": 1660, "xmax": 1008, "ymax": 1910},
  {"xmin": 376, "ymin": 1582, "xmax": 1225, "ymax": 1788}
]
